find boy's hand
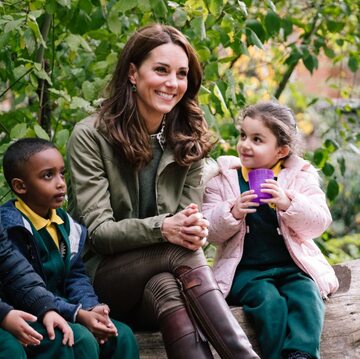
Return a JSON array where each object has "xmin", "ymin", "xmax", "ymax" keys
[
  {"xmin": 42, "ymin": 310, "xmax": 74, "ymax": 346},
  {"xmin": 1, "ymin": 309, "xmax": 42, "ymax": 346},
  {"xmin": 76, "ymin": 308, "xmax": 117, "ymax": 344},
  {"xmin": 231, "ymin": 190, "xmax": 259, "ymax": 219}
]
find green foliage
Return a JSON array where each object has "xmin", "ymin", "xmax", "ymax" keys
[
  {"xmin": 0, "ymin": 0, "xmax": 359, "ymax": 261},
  {"xmin": 321, "ymin": 233, "xmax": 360, "ymax": 265}
]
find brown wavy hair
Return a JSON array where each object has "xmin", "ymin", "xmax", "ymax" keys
[{"xmin": 97, "ymin": 24, "xmax": 213, "ymax": 169}]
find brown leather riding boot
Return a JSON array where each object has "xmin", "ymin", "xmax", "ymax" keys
[
  {"xmin": 159, "ymin": 306, "xmax": 214, "ymax": 359},
  {"xmin": 175, "ymin": 265, "xmax": 259, "ymax": 359}
]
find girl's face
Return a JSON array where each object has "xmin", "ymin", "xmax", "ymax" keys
[
  {"xmin": 237, "ymin": 116, "xmax": 289, "ymax": 169},
  {"xmin": 129, "ymin": 43, "xmax": 189, "ymax": 129}
]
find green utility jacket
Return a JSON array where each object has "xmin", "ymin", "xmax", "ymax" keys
[{"xmin": 67, "ymin": 115, "xmax": 205, "ymax": 280}]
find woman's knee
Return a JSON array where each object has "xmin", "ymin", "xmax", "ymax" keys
[
  {"xmin": 143, "ymin": 272, "xmax": 183, "ymax": 319},
  {"xmin": 168, "ymin": 245, "xmax": 207, "ymax": 269}
]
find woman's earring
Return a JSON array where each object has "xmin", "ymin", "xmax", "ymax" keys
[{"xmin": 131, "ymin": 84, "xmax": 137, "ymax": 93}]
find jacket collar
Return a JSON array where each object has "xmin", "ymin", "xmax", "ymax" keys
[{"xmin": 0, "ymin": 200, "xmax": 26, "ymax": 231}]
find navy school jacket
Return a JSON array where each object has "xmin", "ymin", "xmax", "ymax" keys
[{"xmin": 0, "ymin": 201, "xmax": 99, "ymax": 322}]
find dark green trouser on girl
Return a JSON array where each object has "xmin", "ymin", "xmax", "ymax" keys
[
  {"xmin": 227, "ymin": 265, "xmax": 324, "ymax": 359},
  {"xmin": 0, "ymin": 319, "xmax": 139, "ymax": 359}
]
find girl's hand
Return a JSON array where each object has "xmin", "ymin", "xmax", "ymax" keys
[
  {"xmin": 161, "ymin": 203, "xmax": 208, "ymax": 250},
  {"xmin": 231, "ymin": 190, "xmax": 259, "ymax": 220},
  {"xmin": 260, "ymin": 179, "xmax": 291, "ymax": 211}
]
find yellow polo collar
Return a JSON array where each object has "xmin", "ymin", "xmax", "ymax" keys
[{"xmin": 241, "ymin": 160, "xmax": 283, "ymax": 182}]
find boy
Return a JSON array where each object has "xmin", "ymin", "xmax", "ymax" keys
[
  {"xmin": 0, "ymin": 220, "xmax": 74, "ymax": 358},
  {"xmin": 1, "ymin": 138, "xmax": 139, "ymax": 359}
]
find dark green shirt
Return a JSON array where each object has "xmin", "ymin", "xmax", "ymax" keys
[
  {"xmin": 139, "ymin": 136, "xmax": 163, "ymax": 219},
  {"xmin": 238, "ymin": 169, "xmax": 293, "ymax": 268},
  {"xmin": 22, "ymin": 209, "xmax": 71, "ymax": 296}
]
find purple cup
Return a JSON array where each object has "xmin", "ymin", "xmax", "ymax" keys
[{"xmin": 248, "ymin": 168, "xmax": 274, "ymax": 204}]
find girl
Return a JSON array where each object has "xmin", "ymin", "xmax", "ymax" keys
[
  {"xmin": 203, "ymin": 101, "xmax": 339, "ymax": 359},
  {"xmin": 67, "ymin": 24, "xmax": 258, "ymax": 359}
]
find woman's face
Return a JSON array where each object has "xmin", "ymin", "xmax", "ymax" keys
[{"xmin": 129, "ymin": 43, "xmax": 189, "ymax": 128}]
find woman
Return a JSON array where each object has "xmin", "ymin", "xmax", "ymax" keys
[{"xmin": 67, "ymin": 24, "xmax": 258, "ymax": 359}]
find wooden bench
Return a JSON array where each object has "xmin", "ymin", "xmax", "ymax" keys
[{"xmin": 136, "ymin": 259, "xmax": 360, "ymax": 358}]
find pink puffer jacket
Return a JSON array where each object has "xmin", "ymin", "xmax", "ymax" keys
[{"xmin": 203, "ymin": 155, "xmax": 339, "ymax": 299}]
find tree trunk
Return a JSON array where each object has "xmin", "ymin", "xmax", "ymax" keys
[{"xmin": 136, "ymin": 259, "xmax": 360, "ymax": 358}]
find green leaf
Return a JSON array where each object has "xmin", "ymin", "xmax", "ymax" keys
[
  {"xmin": 326, "ymin": 179, "xmax": 339, "ymax": 201},
  {"xmin": 201, "ymin": 104, "xmax": 216, "ymax": 127},
  {"xmin": 4, "ymin": 18, "xmax": 25, "ymax": 33},
  {"xmin": 82, "ymin": 81, "xmax": 96, "ymax": 101},
  {"xmin": 56, "ymin": 0, "xmax": 71, "ymax": 8},
  {"xmin": 323, "ymin": 46, "xmax": 335, "ymax": 59},
  {"xmin": 208, "ymin": 0, "xmax": 224, "ymax": 16},
  {"xmin": 108, "ymin": 11, "xmax": 122, "ymax": 34},
  {"xmin": 113, "ymin": 0, "xmax": 138, "ymax": 12},
  {"xmin": 237, "ymin": 1, "xmax": 248, "ymax": 17},
  {"xmin": 34, "ymin": 124, "xmax": 50, "ymax": 140},
  {"xmin": 24, "ymin": 28, "xmax": 36, "ymax": 55},
  {"xmin": 348, "ymin": 55, "xmax": 358, "ymax": 73},
  {"xmin": 302, "ymin": 54, "xmax": 318, "ymax": 74},
  {"xmin": 173, "ymin": 7, "xmax": 188, "ymax": 27},
  {"xmin": 225, "ymin": 70, "xmax": 236, "ymax": 103},
  {"xmin": 246, "ymin": 19, "xmax": 266, "ymax": 42},
  {"xmin": 324, "ymin": 139, "xmax": 339, "ymax": 152},
  {"xmin": 204, "ymin": 62, "xmax": 218, "ymax": 81},
  {"xmin": 220, "ymin": 13, "xmax": 235, "ymax": 33},
  {"xmin": 54, "ymin": 129, "xmax": 70, "ymax": 148},
  {"xmin": 28, "ymin": 10, "xmax": 44, "ymax": 19},
  {"xmin": 313, "ymin": 148, "xmax": 328, "ymax": 167},
  {"xmin": 27, "ymin": 19, "xmax": 46, "ymax": 48},
  {"xmin": 137, "ymin": 0, "xmax": 151, "ymax": 11},
  {"xmin": 13, "ymin": 65, "xmax": 29, "ymax": 80},
  {"xmin": 246, "ymin": 28, "xmax": 264, "ymax": 49},
  {"xmin": 264, "ymin": 11, "xmax": 281, "ymax": 36},
  {"xmin": 337, "ymin": 156, "xmax": 346, "ymax": 176},
  {"xmin": 33, "ymin": 66, "xmax": 52, "ymax": 85},
  {"xmin": 78, "ymin": 0, "xmax": 93, "ymax": 13},
  {"xmin": 322, "ymin": 162, "xmax": 335, "ymax": 177},
  {"xmin": 213, "ymin": 84, "xmax": 230, "ymax": 117},
  {"xmin": 196, "ymin": 46, "xmax": 211, "ymax": 62},
  {"xmin": 190, "ymin": 17, "xmax": 206, "ymax": 40},
  {"xmin": 150, "ymin": 0, "xmax": 168, "ymax": 17},
  {"xmin": 10, "ymin": 123, "xmax": 28, "ymax": 139},
  {"xmin": 70, "ymin": 97, "xmax": 95, "ymax": 112},
  {"xmin": 326, "ymin": 20, "xmax": 345, "ymax": 33}
]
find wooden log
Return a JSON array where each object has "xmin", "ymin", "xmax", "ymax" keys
[{"xmin": 136, "ymin": 259, "xmax": 360, "ymax": 358}]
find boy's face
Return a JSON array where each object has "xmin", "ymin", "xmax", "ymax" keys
[{"xmin": 14, "ymin": 148, "xmax": 66, "ymax": 217}]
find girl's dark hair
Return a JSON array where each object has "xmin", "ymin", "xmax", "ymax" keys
[
  {"xmin": 97, "ymin": 24, "xmax": 213, "ymax": 169},
  {"xmin": 240, "ymin": 101, "xmax": 302, "ymax": 157}
]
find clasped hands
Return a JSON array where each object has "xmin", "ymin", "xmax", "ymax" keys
[{"xmin": 161, "ymin": 203, "xmax": 209, "ymax": 250}]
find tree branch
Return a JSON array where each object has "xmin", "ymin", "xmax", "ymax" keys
[
  {"xmin": 35, "ymin": 13, "xmax": 52, "ymax": 133},
  {"xmin": 274, "ymin": 6, "xmax": 322, "ymax": 99}
]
